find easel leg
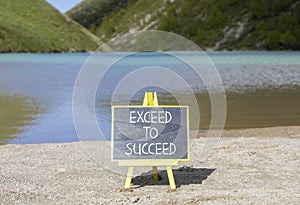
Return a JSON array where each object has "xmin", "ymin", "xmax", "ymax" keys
[
  {"xmin": 152, "ymin": 166, "xmax": 158, "ymax": 181},
  {"xmin": 166, "ymin": 167, "xmax": 176, "ymax": 190},
  {"xmin": 124, "ymin": 166, "xmax": 134, "ymax": 189}
]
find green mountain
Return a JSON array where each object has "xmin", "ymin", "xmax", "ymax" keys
[
  {"xmin": 67, "ymin": 0, "xmax": 300, "ymax": 50},
  {"xmin": 0, "ymin": 0, "xmax": 99, "ymax": 52},
  {"xmin": 66, "ymin": 0, "xmax": 133, "ymax": 32}
]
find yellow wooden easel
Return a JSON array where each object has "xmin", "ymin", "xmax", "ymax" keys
[{"xmin": 122, "ymin": 92, "xmax": 177, "ymax": 190}]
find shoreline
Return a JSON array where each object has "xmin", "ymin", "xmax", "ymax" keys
[
  {"xmin": 192, "ymin": 125, "xmax": 300, "ymax": 138},
  {"xmin": 4, "ymin": 125, "xmax": 300, "ymax": 146},
  {"xmin": 1, "ymin": 125, "xmax": 299, "ymax": 204}
]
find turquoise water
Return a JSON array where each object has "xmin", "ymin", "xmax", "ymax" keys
[
  {"xmin": 0, "ymin": 52, "xmax": 299, "ymax": 144},
  {"xmin": 1, "ymin": 51, "xmax": 300, "ymax": 65}
]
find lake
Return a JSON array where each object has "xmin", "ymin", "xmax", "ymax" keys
[{"xmin": 0, "ymin": 52, "xmax": 300, "ymax": 144}]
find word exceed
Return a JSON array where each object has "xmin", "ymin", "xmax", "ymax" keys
[{"xmin": 129, "ymin": 110, "xmax": 172, "ymax": 124}]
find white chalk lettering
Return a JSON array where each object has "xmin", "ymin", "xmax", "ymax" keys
[
  {"xmin": 148, "ymin": 143, "xmax": 155, "ymax": 154},
  {"xmin": 149, "ymin": 127, "xmax": 158, "ymax": 139},
  {"xmin": 143, "ymin": 126, "xmax": 159, "ymax": 139},
  {"xmin": 129, "ymin": 111, "xmax": 136, "ymax": 123},
  {"xmin": 143, "ymin": 126, "xmax": 151, "ymax": 138},
  {"xmin": 169, "ymin": 143, "xmax": 176, "ymax": 155},
  {"xmin": 142, "ymin": 143, "xmax": 149, "ymax": 155},
  {"xmin": 125, "ymin": 142, "xmax": 177, "ymax": 156},
  {"xmin": 150, "ymin": 111, "xmax": 157, "ymax": 123},
  {"xmin": 158, "ymin": 111, "xmax": 165, "ymax": 123},
  {"xmin": 165, "ymin": 111, "xmax": 172, "ymax": 123},
  {"xmin": 129, "ymin": 110, "xmax": 172, "ymax": 124},
  {"xmin": 137, "ymin": 110, "xmax": 143, "ymax": 123},
  {"xmin": 133, "ymin": 143, "xmax": 141, "ymax": 155},
  {"xmin": 144, "ymin": 111, "xmax": 150, "ymax": 123},
  {"xmin": 125, "ymin": 143, "xmax": 133, "ymax": 155},
  {"xmin": 162, "ymin": 142, "xmax": 169, "ymax": 155},
  {"xmin": 155, "ymin": 143, "xmax": 162, "ymax": 155}
]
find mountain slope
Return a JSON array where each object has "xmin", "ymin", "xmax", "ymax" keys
[
  {"xmin": 66, "ymin": 0, "xmax": 133, "ymax": 32},
  {"xmin": 68, "ymin": 0, "xmax": 300, "ymax": 50},
  {"xmin": 0, "ymin": 0, "xmax": 98, "ymax": 52}
]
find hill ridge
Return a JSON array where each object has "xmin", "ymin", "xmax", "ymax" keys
[
  {"xmin": 67, "ymin": 0, "xmax": 300, "ymax": 50},
  {"xmin": 0, "ymin": 0, "xmax": 98, "ymax": 53}
]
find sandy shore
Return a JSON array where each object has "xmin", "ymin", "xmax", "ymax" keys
[{"xmin": 1, "ymin": 126, "xmax": 299, "ymax": 204}]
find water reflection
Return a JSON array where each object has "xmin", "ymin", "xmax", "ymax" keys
[
  {"xmin": 1, "ymin": 53, "xmax": 300, "ymax": 144},
  {"xmin": 129, "ymin": 88, "xmax": 300, "ymax": 130},
  {"xmin": 199, "ymin": 88, "xmax": 300, "ymax": 129},
  {"xmin": 0, "ymin": 94, "xmax": 42, "ymax": 144}
]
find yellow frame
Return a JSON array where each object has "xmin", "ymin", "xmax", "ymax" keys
[{"xmin": 111, "ymin": 92, "xmax": 189, "ymax": 190}]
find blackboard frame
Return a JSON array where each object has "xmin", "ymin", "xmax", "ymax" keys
[{"xmin": 111, "ymin": 105, "xmax": 190, "ymax": 163}]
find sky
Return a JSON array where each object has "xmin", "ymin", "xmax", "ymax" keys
[{"xmin": 46, "ymin": 0, "xmax": 84, "ymax": 13}]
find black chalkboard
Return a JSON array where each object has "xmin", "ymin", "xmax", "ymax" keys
[{"xmin": 112, "ymin": 106, "xmax": 189, "ymax": 161}]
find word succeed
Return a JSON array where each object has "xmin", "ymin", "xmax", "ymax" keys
[
  {"xmin": 112, "ymin": 106, "xmax": 189, "ymax": 160},
  {"xmin": 125, "ymin": 142, "xmax": 176, "ymax": 156}
]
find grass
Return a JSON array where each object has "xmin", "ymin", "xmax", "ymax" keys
[{"xmin": 0, "ymin": 0, "xmax": 98, "ymax": 52}]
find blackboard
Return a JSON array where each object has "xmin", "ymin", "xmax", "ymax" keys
[{"xmin": 112, "ymin": 106, "xmax": 189, "ymax": 161}]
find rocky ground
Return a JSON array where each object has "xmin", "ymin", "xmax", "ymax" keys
[{"xmin": 0, "ymin": 126, "xmax": 299, "ymax": 204}]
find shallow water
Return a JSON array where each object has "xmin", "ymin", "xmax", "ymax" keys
[{"xmin": 0, "ymin": 52, "xmax": 299, "ymax": 144}]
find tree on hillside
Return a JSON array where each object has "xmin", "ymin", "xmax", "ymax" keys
[
  {"xmin": 266, "ymin": 31, "xmax": 280, "ymax": 49},
  {"xmin": 158, "ymin": 4, "xmax": 178, "ymax": 32},
  {"xmin": 250, "ymin": 0, "xmax": 269, "ymax": 19},
  {"xmin": 280, "ymin": 31, "xmax": 297, "ymax": 49},
  {"xmin": 256, "ymin": 20, "xmax": 268, "ymax": 40}
]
